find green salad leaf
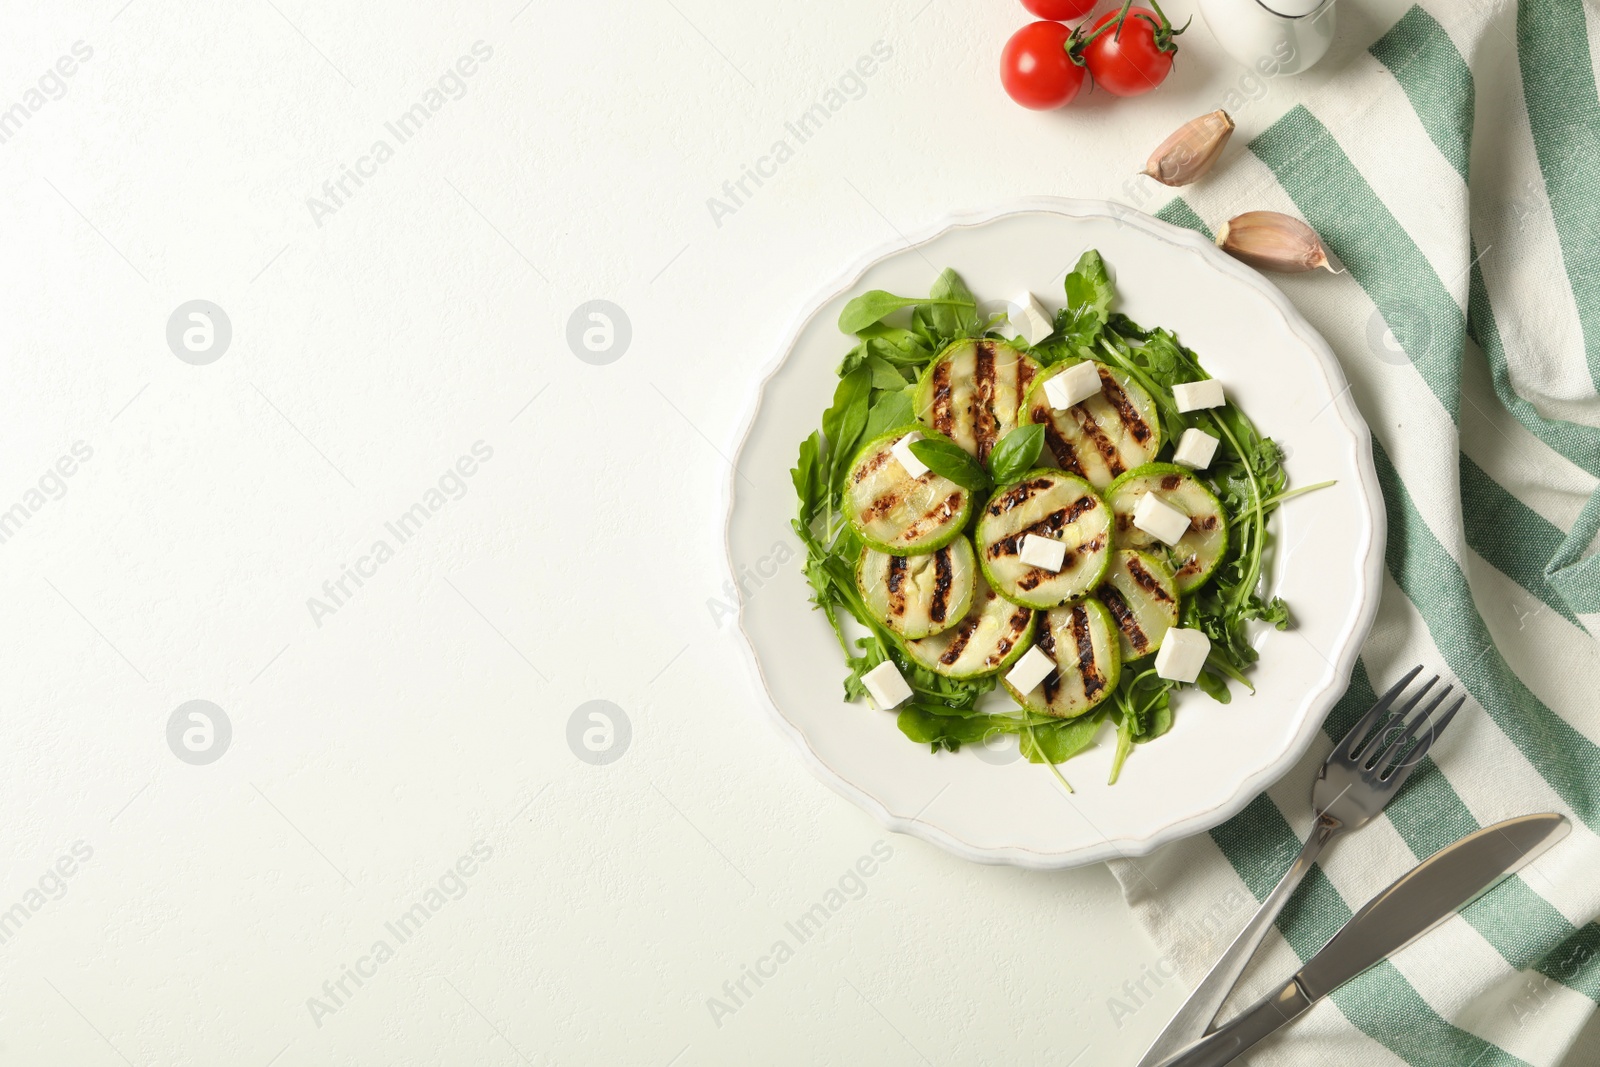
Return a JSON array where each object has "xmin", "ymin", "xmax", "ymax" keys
[
  {"xmin": 987, "ymin": 424, "xmax": 1045, "ymax": 483},
  {"xmin": 839, "ymin": 288, "xmax": 977, "ymax": 335},
  {"xmin": 861, "ymin": 388, "xmax": 916, "ymax": 443},
  {"xmin": 909, "ymin": 437, "xmax": 991, "ymax": 491}
]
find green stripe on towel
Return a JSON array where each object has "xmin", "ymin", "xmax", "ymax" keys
[{"xmin": 1370, "ymin": 5, "xmax": 1474, "ymax": 181}]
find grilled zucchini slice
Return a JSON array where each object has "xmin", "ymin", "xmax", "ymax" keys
[
  {"xmin": 857, "ymin": 538, "xmax": 976, "ymax": 640},
  {"xmin": 976, "ymin": 470, "xmax": 1113, "ymax": 609},
  {"xmin": 844, "ymin": 429, "xmax": 973, "ymax": 554},
  {"xmin": 904, "ymin": 574, "xmax": 1035, "ymax": 679},
  {"xmin": 1022, "ymin": 360, "xmax": 1161, "ymax": 489},
  {"xmin": 913, "ymin": 339, "xmax": 1043, "ymax": 464},
  {"xmin": 1002, "ymin": 599, "xmax": 1121, "ymax": 718},
  {"xmin": 1105, "ymin": 463, "xmax": 1228, "ymax": 593},
  {"xmin": 1096, "ymin": 549, "xmax": 1180, "ymax": 660}
]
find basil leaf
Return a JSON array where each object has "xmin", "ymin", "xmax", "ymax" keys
[
  {"xmin": 838, "ymin": 291, "xmax": 974, "ymax": 335},
  {"xmin": 924, "ymin": 268, "xmax": 981, "ymax": 339},
  {"xmin": 988, "ymin": 424, "xmax": 1045, "ymax": 483},
  {"xmin": 908, "ymin": 438, "xmax": 990, "ymax": 491}
]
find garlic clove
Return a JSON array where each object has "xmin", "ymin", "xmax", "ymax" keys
[
  {"xmin": 1215, "ymin": 211, "xmax": 1335, "ymax": 273},
  {"xmin": 1144, "ymin": 110, "xmax": 1235, "ymax": 187}
]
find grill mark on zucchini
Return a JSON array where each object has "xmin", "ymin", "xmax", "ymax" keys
[
  {"xmin": 1039, "ymin": 412, "xmax": 1084, "ymax": 476},
  {"xmin": 987, "ymin": 476, "xmax": 1055, "ymax": 516},
  {"xmin": 996, "ymin": 608, "xmax": 1031, "ymax": 665},
  {"xmin": 854, "ymin": 449, "xmax": 891, "ymax": 483},
  {"xmin": 1037, "ymin": 624, "xmax": 1061, "ymax": 703},
  {"xmin": 899, "ymin": 492, "xmax": 964, "ymax": 541},
  {"xmin": 1018, "ymin": 359, "xmax": 1037, "ymax": 405},
  {"xmin": 886, "ymin": 555, "xmax": 907, "ymax": 619},
  {"xmin": 974, "ymin": 342, "xmax": 997, "ymax": 461},
  {"xmin": 931, "ymin": 360, "xmax": 953, "ymax": 438},
  {"xmin": 1071, "ymin": 606, "xmax": 1107, "ymax": 699},
  {"xmin": 864, "ymin": 489, "xmax": 905, "ymax": 523},
  {"xmin": 1101, "ymin": 373, "xmax": 1154, "ymax": 447},
  {"xmin": 990, "ymin": 496, "xmax": 1103, "ymax": 559},
  {"xmin": 1098, "ymin": 587, "xmax": 1151, "ymax": 656},
  {"xmin": 1160, "ymin": 473, "xmax": 1183, "ymax": 491},
  {"xmin": 1072, "ymin": 405, "xmax": 1124, "ymax": 477},
  {"xmin": 930, "ymin": 548, "xmax": 953, "ymax": 624},
  {"xmin": 1126, "ymin": 557, "xmax": 1175, "ymax": 604},
  {"xmin": 1071, "ymin": 533, "xmax": 1107, "ymax": 560},
  {"xmin": 938, "ymin": 613, "xmax": 979, "ymax": 665}
]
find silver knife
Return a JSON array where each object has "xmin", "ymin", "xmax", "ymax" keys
[{"xmin": 1152, "ymin": 813, "xmax": 1570, "ymax": 1067}]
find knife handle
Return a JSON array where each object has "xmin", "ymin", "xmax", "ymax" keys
[
  {"xmin": 1153, "ymin": 979, "xmax": 1315, "ymax": 1067},
  {"xmin": 1137, "ymin": 819, "xmax": 1337, "ymax": 1066}
]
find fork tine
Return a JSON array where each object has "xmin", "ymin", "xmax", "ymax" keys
[
  {"xmin": 1429, "ymin": 694, "xmax": 1467, "ymax": 737},
  {"xmin": 1342, "ymin": 664, "xmax": 1425, "ymax": 759},
  {"xmin": 1382, "ymin": 694, "xmax": 1465, "ymax": 783},
  {"xmin": 1360, "ymin": 675, "xmax": 1440, "ymax": 767},
  {"xmin": 1373, "ymin": 685, "xmax": 1453, "ymax": 778}
]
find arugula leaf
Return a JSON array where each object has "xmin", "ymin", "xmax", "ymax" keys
[
  {"xmin": 854, "ymin": 323, "xmax": 933, "ymax": 365},
  {"xmin": 908, "ymin": 438, "xmax": 991, "ymax": 491},
  {"xmin": 865, "ymin": 354, "xmax": 910, "ymax": 390},
  {"xmin": 1194, "ymin": 668, "xmax": 1232, "ymax": 704},
  {"xmin": 861, "ymin": 388, "xmax": 915, "ymax": 444},
  {"xmin": 820, "ymin": 366, "xmax": 872, "ymax": 493},
  {"xmin": 1019, "ymin": 712, "xmax": 1104, "ymax": 764},
  {"xmin": 988, "ymin": 424, "xmax": 1045, "ymax": 483},
  {"xmin": 897, "ymin": 705, "xmax": 1002, "ymax": 752},
  {"xmin": 839, "ymin": 290, "xmax": 975, "ymax": 335},
  {"xmin": 1054, "ymin": 250, "xmax": 1115, "ymax": 352},
  {"xmin": 1065, "ymin": 250, "xmax": 1113, "ymax": 315},
  {"xmin": 791, "ymin": 431, "xmax": 824, "ymax": 529}
]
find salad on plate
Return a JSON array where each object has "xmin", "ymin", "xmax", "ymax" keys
[{"xmin": 790, "ymin": 250, "xmax": 1330, "ymax": 786}]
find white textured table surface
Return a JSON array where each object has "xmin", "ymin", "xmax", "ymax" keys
[{"xmin": 9, "ymin": 1, "xmax": 1595, "ymax": 1064}]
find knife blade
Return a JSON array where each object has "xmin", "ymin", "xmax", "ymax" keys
[{"xmin": 1152, "ymin": 813, "xmax": 1570, "ymax": 1067}]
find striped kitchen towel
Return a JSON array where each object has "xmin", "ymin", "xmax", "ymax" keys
[{"xmin": 1108, "ymin": 2, "xmax": 1600, "ymax": 1065}]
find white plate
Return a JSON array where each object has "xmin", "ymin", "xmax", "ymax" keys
[{"xmin": 725, "ymin": 198, "xmax": 1383, "ymax": 869}]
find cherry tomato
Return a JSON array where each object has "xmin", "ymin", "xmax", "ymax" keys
[
  {"xmin": 1000, "ymin": 21, "xmax": 1086, "ymax": 110},
  {"xmin": 1021, "ymin": 0, "xmax": 1098, "ymax": 19},
  {"xmin": 1081, "ymin": 7, "xmax": 1179, "ymax": 97}
]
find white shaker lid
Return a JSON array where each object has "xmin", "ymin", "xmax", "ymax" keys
[{"xmin": 1259, "ymin": 0, "xmax": 1330, "ymax": 17}]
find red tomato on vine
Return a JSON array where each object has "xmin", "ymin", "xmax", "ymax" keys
[
  {"xmin": 1079, "ymin": 1, "xmax": 1187, "ymax": 97},
  {"xmin": 1020, "ymin": 0, "xmax": 1098, "ymax": 19}
]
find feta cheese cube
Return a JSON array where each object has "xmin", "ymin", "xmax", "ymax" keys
[
  {"xmin": 1155, "ymin": 627, "xmax": 1211, "ymax": 683},
  {"xmin": 1006, "ymin": 645, "xmax": 1056, "ymax": 695},
  {"xmin": 862, "ymin": 661, "xmax": 913, "ymax": 710},
  {"xmin": 1008, "ymin": 292, "xmax": 1054, "ymax": 347},
  {"xmin": 1019, "ymin": 533, "xmax": 1067, "ymax": 573},
  {"xmin": 1133, "ymin": 492, "xmax": 1191, "ymax": 546},
  {"xmin": 1172, "ymin": 427, "xmax": 1220, "ymax": 470},
  {"xmin": 1043, "ymin": 361, "xmax": 1103, "ymax": 411},
  {"xmin": 890, "ymin": 432, "xmax": 929, "ymax": 479},
  {"xmin": 1172, "ymin": 379, "xmax": 1226, "ymax": 412}
]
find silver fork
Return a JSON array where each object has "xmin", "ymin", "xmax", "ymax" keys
[{"xmin": 1135, "ymin": 665, "xmax": 1468, "ymax": 1067}]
